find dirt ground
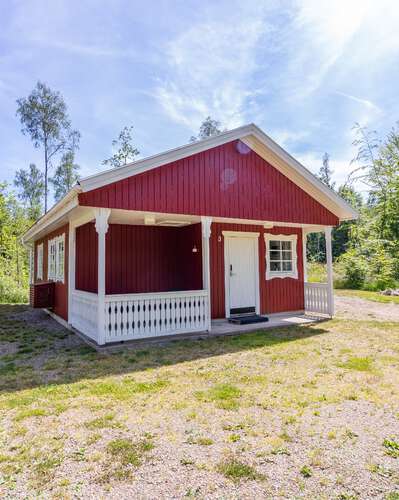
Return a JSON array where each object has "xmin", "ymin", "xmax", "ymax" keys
[
  {"xmin": 335, "ymin": 294, "xmax": 399, "ymax": 322},
  {"xmin": 0, "ymin": 299, "xmax": 398, "ymax": 499}
]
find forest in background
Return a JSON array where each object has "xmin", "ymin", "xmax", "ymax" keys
[{"xmin": 1, "ymin": 82, "xmax": 399, "ymax": 303}]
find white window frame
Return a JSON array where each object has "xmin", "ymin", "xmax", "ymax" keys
[
  {"xmin": 264, "ymin": 233, "xmax": 298, "ymax": 280},
  {"xmin": 37, "ymin": 243, "xmax": 43, "ymax": 280},
  {"xmin": 48, "ymin": 234, "xmax": 65, "ymax": 283}
]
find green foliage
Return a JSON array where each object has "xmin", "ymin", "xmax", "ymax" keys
[
  {"xmin": 217, "ymin": 458, "xmax": 264, "ymax": 481},
  {"xmin": 190, "ymin": 116, "xmax": 224, "ymax": 142},
  {"xmin": 195, "ymin": 383, "xmax": 241, "ymax": 410},
  {"xmin": 338, "ymin": 356, "xmax": 373, "ymax": 372},
  {"xmin": 383, "ymin": 438, "xmax": 399, "ymax": 458},
  {"xmin": 103, "ymin": 125, "xmax": 140, "ymax": 168},
  {"xmin": 50, "ymin": 151, "xmax": 80, "ymax": 201},
  {"xmin": 321, "ymin": 122, "xmax": 399, "ymax": 291},
  {"xmin": 0, "ymin": 184, "xmax": 30, "ymax": 303},
  {"xmin": 16, "ymin": 81, "xmax": 80, "ymax": 211},
  {"xmin": 338, "ymin": 250, "xmax": 367, "ymax": 289},
  {"xmin": 106, "ymin": 437, "xmax": 154, "ymax": 466},
  {"xmin": 300, "ymin": 465, "xmax": 312, "ymax": 477},
  {"xmin": 14, "ymin": 164, "xmax": 44, "ymax": 219}
]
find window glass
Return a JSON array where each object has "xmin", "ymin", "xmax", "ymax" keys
[{"xmin": 270, "ymin": 261, "xmax": 281, "ymax": 271}]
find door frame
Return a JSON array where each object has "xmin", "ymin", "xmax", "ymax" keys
[{"xmin": 222, "ymin": 231, "xmax": 260, "ymax": 318}]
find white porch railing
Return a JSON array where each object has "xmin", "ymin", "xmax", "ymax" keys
[
  {"xmin": 103, "ymin": 290, "xmax": 209, "ymax": 343},
  {"xmin": 70, "ymin": 290, "xmax": 99, "ymax": 341},
  {"xmin": 304, "ymin": 282, "xmax": 330, "ymax": 315}
]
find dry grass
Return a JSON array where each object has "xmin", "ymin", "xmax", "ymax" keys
[{"xmin": 0, "ymin": 304, "xmax": 399, "ymax": 498}]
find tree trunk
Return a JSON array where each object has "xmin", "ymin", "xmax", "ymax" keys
[{"xmin": 44, "ymin": 140, "xmax": 48, "ymax": 213}]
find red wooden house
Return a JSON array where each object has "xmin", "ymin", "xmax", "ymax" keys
[{"xmin": 23, "ymin": 124, "xmax": 357, "ymax": 345}]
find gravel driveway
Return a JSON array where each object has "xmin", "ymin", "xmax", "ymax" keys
[{"xmin": 335, "ymin": 294, "xmax": 399, "ymax": 322}]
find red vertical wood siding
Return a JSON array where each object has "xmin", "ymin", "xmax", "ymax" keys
[
  {"xmin": 75, "ymin": 222, "xmax": 98, "ymax": 293},
  {"xmin": 74, "ymin": 223, "xmax": 203, "ymax": 295},
  {"xmin": 33, "ymin": 224, "xmax": 69, "ymax": 321},
  {"xmin": 79, "ymin": 141, "xmax": 338, "ymax": 226},
  {"xmin": 74, "ymin": 220, "xmax": 304, "ymax": 317},
  {"xmin": 210, "ymin": 223, "xmax": 304, "ymax": 318}
]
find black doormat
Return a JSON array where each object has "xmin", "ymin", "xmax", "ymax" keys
[{"xmin": 228, "ymin": 315, "xmax": 269, "ymax": 325}]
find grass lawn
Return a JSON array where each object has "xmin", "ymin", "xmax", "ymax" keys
[{"xmin": 0, "ymin": 305, "xmax": 399, "ymax": 498}]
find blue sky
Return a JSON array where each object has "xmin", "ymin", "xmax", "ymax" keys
[{"xmin": 1, "ymin": 0, "xmax": 399, "ymax": 205}]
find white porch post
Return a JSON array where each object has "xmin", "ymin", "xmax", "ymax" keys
[
  {"xmin": 325, "ymin": 226, "xmax": 334, "ymax": 317},
  {"xmin": 95, "ymin": 208, "xmax": 111, "ymax": 345},
  {"xmin": 302, "ymin": 229, "xmax": 308, "ymax": 283},
  {"xmin": 201, "ymin": 216, "xmax": 212, "ymax": 332}
]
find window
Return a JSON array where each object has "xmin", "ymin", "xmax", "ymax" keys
[
  {"xmin": 265, "ymin": 234, "xmax": 298, "ymax": 280},
  {"xmin": 37, "ymin": 243, "xmax": 43, "ymax": 280},
  {"xmin": 48, "ymin": 234, "xmax": 65, "ymax": 283}
]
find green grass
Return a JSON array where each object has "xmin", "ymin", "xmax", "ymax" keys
[
  {"xmin": 15, "ymin": 407, "xmax": 47, "ymax": 421},
  {"xmin": 195, "ymin": 383, "xmax": 241, "ymax": 410},
  {"xmin": 85, "ymin": 413, "xmax": 122, "ymax": 430},
  {"xmin": 300, "ymin": 465, "xmax": 312, "ymax": 477},
  {"xmin": 217, "ymin": 458, "xmax": 264, "ymax": 482},
  {"xmin": 106, "ymin": 437, "xmax": 154, "ymax": 466},
  {"xmin": 383, "ymin": 438, "xmax": 399, "ymax": 458},
  {"xmin": 338, "ymin": 356, "xmax": 374, "ymax": 372}
]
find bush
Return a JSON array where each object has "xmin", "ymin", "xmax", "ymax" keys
[
  {"xmin": 338, "ymin": 250, "xmax": 367, "ymax": 289},
  {"xmin": 0, "ymin": 274, "xmax": 29, "ymax": 303}
]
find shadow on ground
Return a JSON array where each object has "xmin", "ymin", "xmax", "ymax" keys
[{"xmin": 0, "ymin": 304, "xmax": 329, "ymax": 394}]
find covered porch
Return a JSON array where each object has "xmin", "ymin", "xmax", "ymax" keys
[{"xmin": 68, "ymin": 207, "xmax": 334, "ymax": 345}]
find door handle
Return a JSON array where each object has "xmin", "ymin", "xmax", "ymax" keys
[{"xmin": 230, "ymin": 264, "xmax": 234, "ymax": 277}]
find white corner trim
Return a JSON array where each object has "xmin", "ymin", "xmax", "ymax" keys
[
  {"xmin": 222, "ymin": 230, "xmax": 260, "ymax": 239},
  {"xmin": 264, "ymin": 233, "xmax": 298, "ymax": 280}
]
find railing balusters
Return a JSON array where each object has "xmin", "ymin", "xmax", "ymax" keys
[
  {"xmin": 100, "ymin": 290, "xmax": 208, "ymax": 342},
  {"xmin": 304, "ymin": 283, "xmax": 329, "ymax": 315}
]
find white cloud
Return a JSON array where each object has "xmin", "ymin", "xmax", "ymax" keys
[{"xmin": 154, "ymin": 5, "xmax": 271, "ymax": 131}]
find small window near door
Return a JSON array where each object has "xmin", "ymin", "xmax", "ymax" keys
[{"xmin": 265, "ymin": 234, "xmax": 298, "ymax": 280}]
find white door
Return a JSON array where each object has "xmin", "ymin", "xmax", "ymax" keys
[{"xmin": 226, "ymin": 236, "xmax": 259, "ymax": 315}]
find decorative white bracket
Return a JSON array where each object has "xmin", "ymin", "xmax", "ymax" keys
[{"xmin": 95, "ymin": 208, "xmax": 111, "ymax": 236}]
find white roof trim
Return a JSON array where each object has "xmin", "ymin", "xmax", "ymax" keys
[
  {"xmin": 78, "ymin": 123, "xmax": 357, "ymax": 222},
  {"xmin": 22, "ymin": 186, "xmax": 81, "ymax": 243}
]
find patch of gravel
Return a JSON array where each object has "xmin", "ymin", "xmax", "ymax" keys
[
  {"xmin": 3, "ymin": 400, "xmax": 398, "ymax": 499},
  {"xmin": 335, "ymin": 294, "xmax": 399, "ymax": 322}
]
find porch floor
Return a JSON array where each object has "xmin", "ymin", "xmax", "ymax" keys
[
  {"xmin": 81, "ymin": 312, "xmax": 326, "ymax": 352},
  {"xmin": 210, "ymin": 312, "xmax": 323, "ymax": 336}
]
